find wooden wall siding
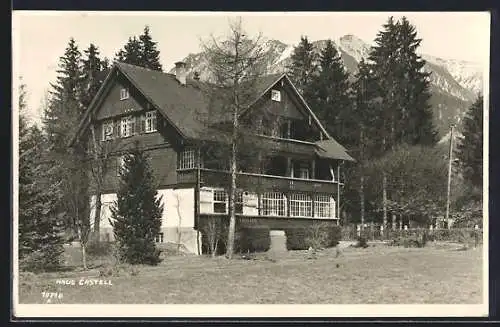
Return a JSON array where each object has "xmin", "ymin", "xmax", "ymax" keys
[
  {"xmin": 256, "ymin": 84, "xmax": 304, "ymax": 120},
  {"xmin": 95, "ymin": 76, "xmax": 146, "ymax": 121},
  {"xmin": 177, "ymin": 169, "xmax": 337, "ymax": 194},
  {"xmin": 96, "ymin": 146, "xmax": 179, "ymax": 193}
]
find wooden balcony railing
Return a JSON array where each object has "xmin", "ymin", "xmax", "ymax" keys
[{"xmin": 177, "ymin": 168, "xmax": 340, "ymax": 194}]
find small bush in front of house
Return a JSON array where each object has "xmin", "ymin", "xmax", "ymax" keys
[
  {"xmin": 354, "ymin": 236, "xmax": 369, "ymax": 248},
  {"xmin": 237, "ymin": 227, "xmax": 271, "ymax": 253},
  {"xmin": 285, "ymin": 224, "xmax": 341, "ymax": 250}
]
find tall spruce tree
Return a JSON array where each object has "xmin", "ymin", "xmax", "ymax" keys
[
  {"xmin": 43, "ymin": 38, "xmax": 90, "ymax": 268},
  {"xmin": 81, "ymin": 43, "xmax": 106, "ymax": 110},
  {"xmin": 115, "ymin": 26, "xmax": 163, "ymax": 71},
  {"xmin": 110, "ymin": 145, "xmax": 163, "ymax": 265},
  {"xmin": 138, "ymin": 25, "xmax": 163, "ymax": 71},
  {"xmin": 287, "ymin": 36, "xmax": 318, "ymax": 95},
  {"xmin": 308, "ymin": 40, "xmax": 352, "ymax": 145},
  {"xmin": 457, "ymin": 95, "xmax": 483, "ymax": 189},
  {"xmin": 19, "ymin": 80, "xmax": 65, "ymax": 271},
  {"xmin": 115, "ymin": 36, "xmax": 143, "ymax": 66}
]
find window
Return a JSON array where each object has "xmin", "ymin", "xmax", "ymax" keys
[
  {"xmin": 213, "ymin": 190, "xmax": 227, "ymax": 213},
  {"xmin": 299, "ymin": 167, "xmax": 310, "ymax": 179},
  {"xmin": 213, "ymin": 190, "xmax": 243, "ymax": 214},
  {"xmin": 120, "ymin": 88, "xmax": 129, "ymax": 100},
  {"xmin": 261, "ymin": 192, "xmax": 286, "ymax": 217},
  {"xmin": 271, "ymin": 89, "xmax": 281, "ymax": 102},
  {"xmin": 292, "ymin": 161, "xmax": 310, "ymax": 179},
  {"xmin": 155, "ymin": 233, "xmax": 164, "ymax": 243},
  {"xmin": 102, "ymin": 121, "xmax": 114, "ymax": 141},
  {"xmin": 178, "ymin": 148, "xmax": 196, "ymax": 170},
  {"xmin": 289, "ymin": 193, "xmax": 312, "ymax": 217},
  {"xmin": 314, "ymin": 194, "xmax": 335, "ymax": 218},
  {"xmin": 144, "ymin": 111, "xmax": 157, "ymax": 133},
  {"xmin": 120, "ymin": 116, "xmax": 135, "ymax": 138}
]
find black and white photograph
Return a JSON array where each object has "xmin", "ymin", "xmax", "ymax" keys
[{"xmin": 12, "ymin": 11, "xmax": 489, "ymax": 318}]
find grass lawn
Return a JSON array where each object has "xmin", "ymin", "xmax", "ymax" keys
[{"xmin": 18, "ymin": 243, "xmax": 483, "ymax": 304}]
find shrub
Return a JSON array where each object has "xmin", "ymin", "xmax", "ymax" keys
[
  {"xmin": 285, "ymin": 224, "xmax": 341, "ymax": 250},
  {"xmin": 354, "ymin": 236, "xmax": 369, "ymax": 248},
  {"xmin": 86, "ymin": 241, "xmax": 113, "ymax": 258},
  {"xmin": 237, "ymin": 227, "xmax": 271, "ymax": 253}
]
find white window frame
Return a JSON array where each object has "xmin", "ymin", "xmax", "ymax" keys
[
  {"xmin": 213, "ymin": 190, "xmax": 227, "ymax": 214},
  {"xmin": 120, "ymin": 116, "xmax": 135, "ymax": 138},
  {"xmin": 271, "ymin": 89, "xmax": 281, "ymax": 102},
  {"xmin": 145, "ymin": 111, "xmax": 157, "ymax": 133},
  {"xmin": 261, "ymin": 192, "xmax": 287, "ymax": 217},
  {"xmin": 155, "ymin": 233, "xmax": 164, "ymax": 243},
  {"xmin": 120, "ymin": 88, "xmax": 129, "ymax": 100},
  {"xmin": 299, "ymin": 166, "xmax": 310, "ymax": 179},
  {"xmin": 102, "ymin": 120, "xmax": 114, "ymax": 141},
  {"xmin": 178, "ymin": 148, "xmax": 196, "ymax": 170},
  {"xmin": 314, "ymin": 194, "xmax": 335, "ymax": 219},
  {"xmin": 289, "ymin": 193, "xmax": 312, "ymax": 218}
]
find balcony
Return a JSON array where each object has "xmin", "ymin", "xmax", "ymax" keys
[{"xmin": 177, "ymin": 168, "xmax": 340, "ymax": 194}]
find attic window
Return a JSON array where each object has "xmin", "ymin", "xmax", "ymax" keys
[
  {"xmin": 120, "ymin": 88, "xmax": 129, "ymax": 100},
  {"xmin": 271, "ymin": 89, "xmax": 281, "ymax": 102}
]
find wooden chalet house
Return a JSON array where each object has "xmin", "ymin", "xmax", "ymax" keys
[{"xmin": 70, "ymin": 61, "xmax": 355, "ymax": 254}]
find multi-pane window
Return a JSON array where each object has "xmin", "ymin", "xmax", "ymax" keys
[
  {"xmin": 213, "ymin": 190, "xmax": 227, "ymax": 213},
  {"xmin": 120, "ymin": 88, "xmax": 129, "ymax": 100},
  {"xmin": 120, "ymin": 116, "xmax": 135, "ymax": 138},
  {"xmin": 271, "ymin": 89, "xmax": 281, "ymax": 102},
  {"xmin": 102, "ymin": 121, "xmax": 114, "ymax": 141},
  {"xmin": 261, "ymin": 192, "xmax": 287, "ymax": 216},
  {"xmin": 144, "ymin": 111, "xmax": 157, "ymax": 133},
  {"xmin": 155, "ymin": 233, "xmax": 164, "ymax": 243},
  {"xmin": 178, "ymin": 148, "xmax": 196, "ymax": 170},
  {"xmin": 314, "ymin": 194, "xmax": 335, "ymax": 219},
  {"xmin": 212, "ymin": 190, "xmax": 243, "ymax": 214},
  {"xmin": 289, "ymin": 193, "xmax": 312, "ymax": 217}
]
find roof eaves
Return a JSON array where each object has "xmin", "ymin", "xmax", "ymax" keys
[
  {"xmin": 283, "ymin": 74, "xmax": 332, "ymax": 140},
  {"xmin": 68, "ymin": 65, "xmax": 118, "ymax": 147}
]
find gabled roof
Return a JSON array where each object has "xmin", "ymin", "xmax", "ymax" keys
[{"xmin": 70, "ymin": 62, "xmax": 355, "ymax": 162}]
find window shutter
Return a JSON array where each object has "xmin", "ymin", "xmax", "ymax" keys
[
  {"xmin": 115, "ymin": 120, "xmax": 120, "ymax": 138},
  {"xmin": 199, "ymin": 188, "xmax": 213, "ymax": 214},
  {"xmin": 131, "ymin": 117, "xmax": 136, "ymax": 135},
  {"xmin": 153, "ymin": 112, "xmax": 158, "ymax": 130},
  {"xmin": 140, "ymin": 115, "xmax": 146, "ymax": 133}
]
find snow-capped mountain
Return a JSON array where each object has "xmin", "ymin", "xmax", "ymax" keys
[{"xmin": 170, "ymin": 34, "xmax": 483, "ymax": 139}]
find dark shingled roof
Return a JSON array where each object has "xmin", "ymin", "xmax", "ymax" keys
[
  {"xmin": 315, "ymin": 139, "xmax": 356, "ymax": 162},
  {"xmin": 72, "ymin": 62, "xmax": 355, "ymax": 162}
]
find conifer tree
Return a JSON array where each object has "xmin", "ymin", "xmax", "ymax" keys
[
  {"xmin": 287, "ymin": 36, "xmax": 318, "ymax": 95},
  {"xmin": 81, "ymin": 43, "xmax": 106, "ymax": 110},
  {"xmin": 19, "ymin": 80, "xmax": 65, "ymax": 271},
  {"xmin": 457, "ymin": 95, "xmax": 483, "ymax": 189},
  {"xmin": 110, "ymin": 145, "xmax": 163, "ymax": 265},
  {"xmin": 115, "ymin": 36, "xmax": 143, "ymax": 67},
  {"xmin": 308, "ymin": 39, "xmax": 352, "ymax": 145},
  {"xmin": 138, "ymin": 25, "xmax": 163, "ymax": 71}
]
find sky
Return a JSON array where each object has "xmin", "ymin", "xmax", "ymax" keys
[{"xmin": 12, "ymin": 11, "xmax": 490, "ymax": 123}]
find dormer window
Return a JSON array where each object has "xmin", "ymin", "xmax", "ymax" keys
[
  {"xmin": 120, "ymin": 88, "xmax": 129, "ymax": 100},
  {"xmin": 102, "ymin": 121, "xmax": 114, "ymax": 141},
  {"xmin": 271, "ymin": 89, "xmax": 281, "ymax": 102}
]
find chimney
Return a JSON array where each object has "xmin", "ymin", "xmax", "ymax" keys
[
  {"xmin": 193, "ymin": 71, "xmax": 200, "ymax": 81},
  {"xmin": 175, "ymin": 61, "xmax": 187, "ymax": 85}
]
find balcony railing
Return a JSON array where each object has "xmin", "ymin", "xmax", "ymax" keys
[{"xmin": 177, "ymin": 168, "xmax": 341, "ymax": 194}]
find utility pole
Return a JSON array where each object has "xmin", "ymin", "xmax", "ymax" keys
[{"xmin": 445, "ymin": 124, "xmax": 455, "ymax": 229}]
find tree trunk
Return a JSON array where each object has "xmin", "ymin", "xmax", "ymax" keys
[
  {"xmin": 360, "ymin": 174, "xmax": 365, "ymax": 228},
  {"xmin": 392, "ymin": 213, "xmax": 396, "ymax": 230},
  {"xmin": 382, "ymin": 172, "xmax": 388, "ymax": 228},
  {"xmin": 93, "ymin": 191, "xmax": 102, "ymax": 243},
  {"xmin": 82, "ymin": 243, "xmax": 87, "ymax": 270},
  {"xmin": 226, "ymin": 139, "xmax": 237, "ymax": 259}
]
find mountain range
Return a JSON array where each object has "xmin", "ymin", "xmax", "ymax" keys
[{"xmin": 169, "ymin": 34, "xmax": 484, "ymax": 140}]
